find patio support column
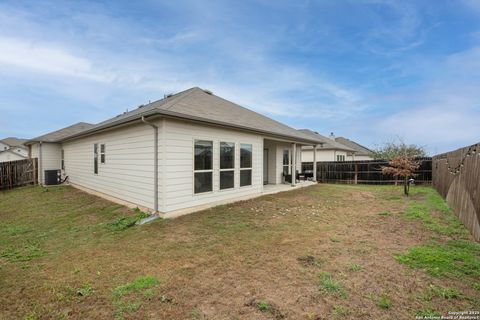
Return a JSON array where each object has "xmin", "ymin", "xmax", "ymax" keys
[
  {"xmin": 313, "ymin": 144, "xmax": 317, "ymax": 182},
  {"xmin": 291, "ymin": 143, "xmax": 296, "ymax": 187}
]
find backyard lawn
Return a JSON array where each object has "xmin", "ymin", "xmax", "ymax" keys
[{"xmin": 0, "ymin": 184, "xmax": 479, "ymax": 319}]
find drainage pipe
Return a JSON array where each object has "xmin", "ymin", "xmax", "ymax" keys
[{"xmin": 141, "ymin": 116, "xmax": 159, "ymax": 213}]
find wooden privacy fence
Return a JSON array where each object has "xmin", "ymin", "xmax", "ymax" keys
[
  {"xmin": 433, "ymin": 142, "xmax": 480, "ymax": 241},
  {"xmin": 302, "ymin": 158, "xmax": 432, "ymax": 185},
  {"xmin": 0, "ymin": 158, "xmax": 38, "ymax": 190}
]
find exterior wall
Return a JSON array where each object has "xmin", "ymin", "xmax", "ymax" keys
[
  {"xmin": 162, "ymin": 119, "xmax": 263, "ymax": 213},
  {"xmin": 346, "ymin": 155, "xmax": 374, "ymax": 161},
  {"xmin": 30, "ymin": 142, "xmax": 62, "ymax": 184},
  {"xmin": 0, "ymin": 151, "xmax": 25, "ymax": 162},
  {"xmin": 301, "ymin": 149, "xmax": 348, "ymax": 162},
  {"xmin": 263, "ymin": 140, "xmax": 278, "ymax": 184},
  {"xmin": 62, "ymin": 122, "xmax": 158, "ymax": 210},
  {"xmin": 0, "ymin": 142, "xmax": 9, "ymax": 151}
]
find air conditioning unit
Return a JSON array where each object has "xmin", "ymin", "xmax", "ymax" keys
[{"xmin": 44, "ymin": 170, "xmax": 61, "ymax": 185}]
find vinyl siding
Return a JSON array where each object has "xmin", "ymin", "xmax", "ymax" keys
[
  {"xmin": 62, "ymin": 122, "xmax": 159, "ymax": 210},
  {"xmin": 301, "ymin": 149, "xmax": 348, "ymax": 162},
  {"xmin": 347, "ymin": 155, "xmax": 374, "ymax": 161},
  {"xmin": 30, "ymin": 142, "xmax": 62, "ymax": 184},
  {"xmin": 0, "ymin": 152, "xmax": 25, "ymax": 162},
  {"xmin": 163, "ymin": 119, "xmax": 263, "ymax": 212}
]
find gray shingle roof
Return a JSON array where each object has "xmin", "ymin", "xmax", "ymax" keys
[
  {"xmin": 335, "ymin": 137, "xmax": 373, "ymax": 156},
  {"xmin": 25, "ymin": 122, "xmax": 94, "ymax": 144},
  {"xmin": 298, "ymin": 129, "xmax": 356, "ymax": 151},
  {"xmin": 63, "ymin": 87, "xmax": 325, "ymax": 144},
  {"xmin": 0, "ymin": 137, "xmax": 27, "ymax": 147}
]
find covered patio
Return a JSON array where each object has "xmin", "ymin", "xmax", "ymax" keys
[{"xmin": 263, "ymin": 138, "xmax": 320, "ymax": 188}]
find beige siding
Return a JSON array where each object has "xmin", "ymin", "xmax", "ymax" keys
[
  {"xmin": 347, "ymin": 155, "xmax": 374, "ymax": 161},
  {"xmin": 62, "ymin": 122, "xmax": 159, "ymax": 210},
  {"xmin": 30, "ymin": 142, "xmax": 62, "ymax": 184},
  {"xmin": 301, "ymin": 149, "xmax": 348, "ymax": 162},
  {"xmin": 163, "ymin": 119, "xmax": 263, "ymax": 213},
  {"xmin": 0, "ymin": 152, "xmax": 25, "ymax": 162}
]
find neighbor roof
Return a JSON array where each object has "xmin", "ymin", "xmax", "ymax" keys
[
  {"xmin": 0, "ymin": 137, "xmax": 27, "ymax": 147},
  {"xmin": 25, "ymin": 122, "xmax": 94, "ymax": 144},
  {"xmin": 0, "ymin": 148, "xmax": 27, "ymax": 158},
  {"xmin": 335, "ymin": 137, "xmax": 373, "ymax": 156},
  {"xmin": 298, "ymin": 129, "xmax": 356, "ymax": 151},
  {"xmin": 62, "ymin": 87, "xmax": 325, "ymax": 144}
]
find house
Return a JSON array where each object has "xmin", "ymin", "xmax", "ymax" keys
[
  {"xmin": 299, "ymin": 129, "xmax": 356, "ymax": 164},
  {"xmin": 334, "ymin": 136, "xmax": 374, "ymax": 161},
  {"xmin": 0, "ymin": 137, "xmax": 28, "ymax": 162},
  {"xmin": 25, "ymin": 87, "xmax": 324, "ymax": 218}
]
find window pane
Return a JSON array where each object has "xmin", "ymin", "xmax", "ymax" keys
[
  {"xmin": 283, "ymin": 166, "xmax": 289, "ymax": 175},
  {"xmin": 195, "ymin": 140, "xmax": 212, "ymax": 170},
  {"xmin": 94, "ymin": 144, "xmax": 98, "ymax": 174},
  {"xmin": 240, "ymin": 169, "xmax": 252, "ymax": 186},
  {"xmin": 194, "ymin": 172, "xmax": 212, "ymax": 193},
  {"xmin": 220, "ymin": 170, "xmax": 234, "ymax": 190},
  {"xmin": 283, "ymin": 150, "xmax": 289, "ymax": 165},
  {"xmin": 100, "ymin": 144, "xmax": 105, "ymax": 153},
  {"xmin": 240, "ymin": 144, "xmax": 252, "ymax": 168},
  {"xmin": 220, "ymin": 142, "xmax": 234, "ymax": 169},
  {"xmin": 101, "ymin": 154, "xmax": 106, "ymax": 164}
]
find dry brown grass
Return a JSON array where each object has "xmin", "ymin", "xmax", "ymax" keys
[{"xmin": 0, "ymin": 184, "xmax": 478, "ymax": 319}]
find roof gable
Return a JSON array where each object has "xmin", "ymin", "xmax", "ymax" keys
[
  {"xmin": 298, "ymin": 129, "xmax": 356, "ymax": 151},
  {"xmin": 335, "ymin": 137, "xmax": 373, "ymax": 156}
]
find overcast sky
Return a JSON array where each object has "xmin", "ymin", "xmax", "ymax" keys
[{"xmin": 1, "ymin": 0, "xmax": 479, "ymax": 154}]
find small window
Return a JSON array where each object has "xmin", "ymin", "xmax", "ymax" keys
[
  {"xmin": 240, "ymin": 144, "xmax": 252, "ymax": 187},
  {"xmin": 100, "ymin": 144, "xmax": 106, "ymax": 164},
  {"xmin": 283, "ymin": 149, "xmax": 290, "ymax": 175},
  {"xmin": 194, "ymin": 140, "xmax": 213, "ymax": 193},
  {"xmin": 220, "ymin": 142, "xmax": 235, "ymax": 190},
  {"xmin": 61, "ymin": 149, "xmax": 65, "ymax": 170},
  {"xmin": 336, "ymin": 154, "xmax": 345, "ymax": 161},
  {"xmin": 94, "ymin": 143, "xmax": 98, "ymax": 174}
]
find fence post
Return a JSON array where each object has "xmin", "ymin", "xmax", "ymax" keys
[{"xmin": 354, "ymin": 164, "xmax": 358, "ymax": 184}]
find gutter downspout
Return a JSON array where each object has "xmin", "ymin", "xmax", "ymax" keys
[{"xmin": 141, "ymin": 116, "xmax": 159, "ymax": 213}]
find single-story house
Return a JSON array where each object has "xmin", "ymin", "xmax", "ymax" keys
[
  {"xmin": 334, "ymin": 136, "xmax": 374, "ymax": 161},
  {"xmin": 25, "ymin": 87, "xmax": 324, "ymax": 218},
  {"xmin": 299, "ymin": 129, "xmax": 356, "ymax": 164},
  {"xmin": 0, "ymin": 137, "xmax": 29, "ymax": 162}
]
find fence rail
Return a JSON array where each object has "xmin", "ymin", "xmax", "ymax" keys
[
  {"xmin": 0, "ymin": 158, "xmax": 38, "ymax": 190},
  {"xmin": 433, "ymin": 143, "xmax": 480, "ymax": 241},
  {"xmin": 302, "ymin": 158, "xmax": 432, "ymax": 185}
]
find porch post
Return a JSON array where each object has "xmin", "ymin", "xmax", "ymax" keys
[
  {"xmin": 291, "ymin": 143, "xmax": 296, "ymax": 187},
  {"xmin": 313, "ymin": 144, "xmax": 317, "ymax": 182}
]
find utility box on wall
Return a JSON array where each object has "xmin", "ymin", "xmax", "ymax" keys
[{"xmin": 44, "ymin": 170, "xmax": 61, "ymax": 185}]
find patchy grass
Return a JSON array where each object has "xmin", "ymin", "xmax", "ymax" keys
[
  {"xmin": 377, "ymin": 294, "xmax": 391, "ymax": 309},
  {"xmin": 318, "ymin": 272, "xmax": 348, "ymax": 298},
  {"xmin": 0, "ymin": 184, "xmax": 478, "ymax": 319},
  {"xmin": 396, "ymin": 241, "xmax": 480, "ymax": 278}
]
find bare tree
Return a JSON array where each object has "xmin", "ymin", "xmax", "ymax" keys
[{"xmin": 381, "ymin": 156, "xmax": 420, "ymax": 196}]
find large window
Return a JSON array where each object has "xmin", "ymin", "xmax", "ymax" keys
[
  {"xmin": 100, "ymin": 144, "xmax": 106, "ymax": 164},
  {"xmin": 220, "ymin": 142, "xmax": 235, "ymax": 190},
  {"xmin": 283, "ymin": 149, "xmax": 290, "ymax": 175},
  {"xmin": 194, "ymin": 140, "xmax": 213, "ymax": 193},
  {"xmin": 94, "ymin": 143, "xmax": 98, "ymax": 174},
  {"xmin": 240, "ymin": 144, "xmax": 252, "ymax": 187}
]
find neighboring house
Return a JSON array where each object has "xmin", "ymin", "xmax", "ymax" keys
[
  {"xmin": 25, "ymin": 87, "xmax": 324, "ymax": 218},
  {"xmin": 334, "ymin": 136, "xmax": 374, "ymax": 161},
  {"xmin": 299, "ymin": 129, "xmax": 356, "ymax": 163},
  {"xmin": 0, "ymin": 149, "xmax": 28, "ymax": 162},
  {"xmin": 0, "ymin": 137, "xmax": 28, "ymax": 162}
]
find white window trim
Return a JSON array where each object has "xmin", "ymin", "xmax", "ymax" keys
[
  {"xmin": 240, "ymin": 143, "xmax": 253, "ymax": 188},
  {"xmin": 219, "ymin": 141, "xmax": 235, "ymax": 191},
  {"xmin": 100, "ymin": 143, "xmax": 106, "ymax": 164},
  {"xmin": 193, "ymin": 139, "xmax": 214, "ymax": 195},
  {"xmin": 283, "ymin": 149, "xmax": 291, "ymax": 175}
]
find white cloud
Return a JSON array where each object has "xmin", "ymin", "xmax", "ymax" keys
[{"xmin": 0, "ymin": 36, "xmax": 113, "ymax": 82}]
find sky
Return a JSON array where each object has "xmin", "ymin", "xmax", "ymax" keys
[{"xmin": 0, "ymin": 0, "xmax": 479, "ymax": 154}]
